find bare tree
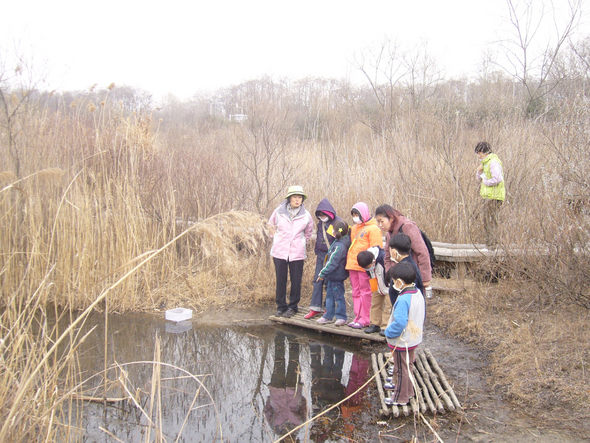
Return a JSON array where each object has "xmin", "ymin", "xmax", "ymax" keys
[
  {"xmin": 231, "ymin": 89, "xmax": 296, "ymax": 214},
  {"xmin": 355, "ymin": 39, "xmax": 442, "ymax": 141},
  {"xmin": 500, "ymin": 0, "xmax": 582, "ymax": 117},
  {"xmin": 355, "ymin": 39, "xmax": 406, "ymax": 136}
]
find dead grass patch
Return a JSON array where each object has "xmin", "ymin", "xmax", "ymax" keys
[{"xmin": 428, "ymin": 279, "xmax": 590, "ymax": 432}]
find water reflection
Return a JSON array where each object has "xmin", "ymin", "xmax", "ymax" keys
[
  {"xmin": 80, "ymin": 314, "xmax": 372, "ymax": 442},
  {"xmin": 264, "ymin": 334, "xmax": 307, "ymax": 435}
]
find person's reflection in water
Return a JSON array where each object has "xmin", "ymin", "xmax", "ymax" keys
[
  {"xmin": 264, "ymin": 333, "xmax": 307, "ymax": 436},
  {"xmin": 310, "ymin": 343, "xmax": 345, "ymax": 409},
  {"xmin": 309, "ymin": 342, "xmax": 346, "ymax": 440},
  {"xmin": 342, "ymin": 354, "xmax": 370, "ymax": 434}
]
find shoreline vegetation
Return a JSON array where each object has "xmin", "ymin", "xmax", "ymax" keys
[{"xmin": 2, "ymin": 29, "xmax": 589, "ymax": 442}]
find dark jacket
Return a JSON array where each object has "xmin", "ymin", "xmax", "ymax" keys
[
  {"xmin": 314, "ymin": 199, "xmax": 344, "ymax": 255},
  {"xmin": 388, "ymin": 255, "xmax": 424, "ymax": 306},
  {"xmin": 318, "ymin": 234, "xmax": 351, "ymax": 282}
]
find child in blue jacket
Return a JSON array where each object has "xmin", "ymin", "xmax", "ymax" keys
[
  {"xmin": 315, "ymin": 221, "xmax": 350, "ymax": 326},
  {"xmin": 383, "ymin": 261, "xmax": 425, "ymax": 406}
]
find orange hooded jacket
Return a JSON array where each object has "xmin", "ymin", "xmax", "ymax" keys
[{"xmin": 345, "ymin": 202, "xmax": 384, "ymax": 272}]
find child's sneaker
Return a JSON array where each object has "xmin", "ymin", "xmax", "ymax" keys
[
  {"xmin": 304, "ymin": 310, "xmax": 322, "ymax": 319},
  {"xmin": 347, "ymin": 322, "xmax": 363, "ymax": 329},
  {"xmin": 334, "ymin": 319, "xmax": 346, "ymax": 326},
  {"xmin": 383, "ymin": 382, "xmax": 396, "ymax": 390},
  {"xmin": 316, "ymin": 317, "xmax": 332, "ymax": 324},
  {"xmin": 384, "ymin": 397, "xmax": 406, "ymax": 406}
]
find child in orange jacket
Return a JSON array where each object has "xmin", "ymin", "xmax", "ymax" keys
[{"xmin": 345, "ymin": 202, "xmax": 383, "ymax": 328}]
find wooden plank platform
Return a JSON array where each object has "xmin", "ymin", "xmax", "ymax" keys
[
  {"xmin": 373, "ymin": 348, "xmax": 462, "ymax": 417},
  {"xmin": 269, "ymin": 312, "xmax": 386, "ymax": 343}
]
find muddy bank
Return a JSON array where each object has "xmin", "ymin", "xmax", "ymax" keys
[{"xmin": 77, "ymin": 305, "xmax": 586, "ymax": 442}]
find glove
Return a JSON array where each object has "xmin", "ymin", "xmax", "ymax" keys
[{"xmin": 425, "ymin": 286, "xmax": 433, "ymax": 299}]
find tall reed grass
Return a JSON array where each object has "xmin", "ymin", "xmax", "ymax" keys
[{"xmin": 0, "ymin": 77, "xmax": 588, "ymax": 438}]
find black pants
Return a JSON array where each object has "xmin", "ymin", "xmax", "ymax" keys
[
  {"xmin": 273, "ymin": 257, "xmax": 304, "ymax": 313},
  {"xmin": 269, "ymin": 333, "xmax": 300, "ymax": 387}
]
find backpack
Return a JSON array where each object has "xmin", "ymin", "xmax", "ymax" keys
[{"xmin": 398, "ymin": 223, "xmax": 436, "ymax": 272}]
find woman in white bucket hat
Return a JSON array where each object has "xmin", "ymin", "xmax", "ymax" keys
[{"xmin": 268, "ymin": 185, "xmax": 314, "ymax": 317}]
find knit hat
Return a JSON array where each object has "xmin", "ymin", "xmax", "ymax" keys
[{"xmin": 285, "ymin": 185, "xmax": 307, "ymax": 201}]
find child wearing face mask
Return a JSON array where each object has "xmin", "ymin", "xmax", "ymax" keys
[
  {"xmin": 305, "ymin": 199, "xmax": 345, "ymax": 319},
  {"xmin": 345, "ymin": 202, "xmax": 384, "ymax": 329},
  {"xmin": 357, "ymin": 247, "xmax": 391, "ymax": 335},
  {"xmin": 315, "ymin": 221, "xmax": 351, "ymax": 326},
  {"xmin": 386, "ymin": 233, "xmax": 424, "ymax": 307},
  {"xmin": 383, "ymin": 261, "xmax": 425, "ymax": 407}
]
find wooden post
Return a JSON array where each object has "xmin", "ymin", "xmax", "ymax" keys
[{"xmin": 457, "ymin": 261, "xmax": 466, "ymax": 283}]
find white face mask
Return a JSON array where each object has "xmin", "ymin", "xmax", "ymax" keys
[
  {"xmin": 352, "ymin": 216, "xmax": 361, "ymax": 224},
  {"xmin": 393, "ymin": 279, "xmax": 403, "ymax": 292},
  {"xmin": 318, "ymin": 216, "xmax": 329, "ymax": 222}
]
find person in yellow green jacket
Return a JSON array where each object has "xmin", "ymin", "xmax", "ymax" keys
[
  {"xmin": 475, "ymin": 141, "xmax": 505, "ymax": 247},
  {"xmin": 345, "ymin": 202, "xmax": 383, "ymax": 328}
]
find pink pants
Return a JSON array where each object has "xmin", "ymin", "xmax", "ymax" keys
[{"xmin": 349, "ymin": 270, "xmax": 372, "ymax": 326}]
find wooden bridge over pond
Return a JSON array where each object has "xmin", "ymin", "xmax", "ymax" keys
[
  {"xmin": 269, "ymin": 311, "xmax": 386, "ymax": 342},
  {"xmin": 268, "ymin": 313, "xmax": 462, "ymax": 417}
]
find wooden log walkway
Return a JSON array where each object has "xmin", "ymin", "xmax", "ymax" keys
[
  {"xmin": 372, "ymin": 348, "xmax": 462, "ymax": 417},
  {"xmin": 269, "ymin": 312, "xmax": 385, "ymax": 343},
  {"xmin": 431, "ymin": 241, "xmax": 562, "ymax": 282}
]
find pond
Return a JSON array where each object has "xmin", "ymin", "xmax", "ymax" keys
[
  {"xmin": 79, "ymin": 312, "xmax": 376, "ymax": 442},
  {"xmin": 76, "ymin": 310, "xmax": 584, "ymax": 442}
]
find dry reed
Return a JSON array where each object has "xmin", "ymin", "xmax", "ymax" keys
[{"xmin": 0, "ymin": 72, "xmax": 588, "ymax": 438}]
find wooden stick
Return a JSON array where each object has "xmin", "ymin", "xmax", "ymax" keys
[
  {"xmin": 411, "ymin": 367, "xmax": 431, "ymax": 413},
  {"xmin": 401, "ymin": 403, "xmax": 410, "ymax": 416},
  {"xmin": 73, "ymin": 395, "xmax": 129, "ymax": 403},
  {"xmin": 410, "ymin": 352, "xmax": 426, "ymax": 414},
  {"xmin": 418, "ymin": 352, "xmax": 455, "ymax": 411},
  {"xmin": 425, "ymin": 349, "xmax": 462, "ymax": 409},
  {"xmin": 415, "ymin": 357, "xmax": 445, "ymax": 413},
  {"xmin": 371, "ymin": 353, "xmax": 391, "ymax": 416},
  {"xmin": 409, "ymin": 396, "xmax": 419, "ymax": 416}
]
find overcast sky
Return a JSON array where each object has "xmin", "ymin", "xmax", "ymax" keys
[{"xmin": 2, "ymin": 0, "xmax": 588, "ymax": 101}]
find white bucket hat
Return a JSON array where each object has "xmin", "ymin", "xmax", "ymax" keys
[{"xmin": 285, "ymin": 185, "xmax": 307, "ymax": 201}]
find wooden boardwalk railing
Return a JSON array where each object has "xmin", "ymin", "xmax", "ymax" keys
[{"xmin": 432, "ymin": 241, "xmax": 491, "ymax": 281}]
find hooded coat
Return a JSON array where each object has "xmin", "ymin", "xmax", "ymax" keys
[
  {"xmin": 345, "ymin": 202, "xmax": 383, "ymax": 272},
  {"xmin": 314, "ymin": 198, "xmax": 344, "ymax": 255}
]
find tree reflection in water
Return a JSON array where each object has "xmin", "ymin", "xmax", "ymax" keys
[{"xmin": 80, "ymin": 315, "xmax": 372, "ymax": 442}]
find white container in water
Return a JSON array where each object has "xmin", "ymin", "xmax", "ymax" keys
[
  {"xmin": 165, "ymin": 320, "xmax": 193, "ymax": 334},
  {"xmin": 165, "ymin": 307, "xmax": 193, "ymax": 322}
]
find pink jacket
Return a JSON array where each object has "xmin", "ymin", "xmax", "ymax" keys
[{"xmin": 269, "ymin": 201, "xmax": 314, "ymax": 261}]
